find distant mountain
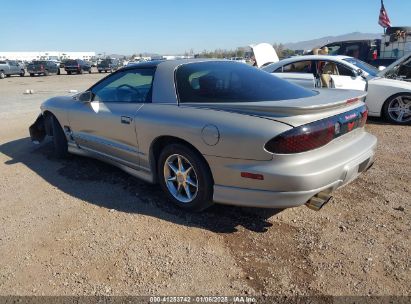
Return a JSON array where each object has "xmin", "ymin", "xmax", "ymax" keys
[
  {"xmin": 283, "ymin": 32, "xmax": 382, "ymax": 51},
  {"xmin": 106, "ymin": 54, "xmax": 127, "ymax": 59}
]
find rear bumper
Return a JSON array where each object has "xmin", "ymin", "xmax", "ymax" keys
[
  {"xmin": 27, "ymin": 70, "xmax": 44, "ymax": 74},
  {"xmin": 209, "ymin": 129, "xmax": 377, "ymax": 208},
  {"xmin": 65, "ymin": 67, "xmax": 81, "ymax": 71}
]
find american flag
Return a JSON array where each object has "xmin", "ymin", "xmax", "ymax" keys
[{"xmin": 378, "ymin": 0, "xmax": 391, "ymax": 28}]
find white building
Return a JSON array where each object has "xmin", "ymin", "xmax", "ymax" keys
[{"xmin": 0, "ymin": 51, "xmax": 96, "ymax": 61}]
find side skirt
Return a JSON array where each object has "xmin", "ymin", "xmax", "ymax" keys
[{"xmin": 67, "ymin": 143, "xmax": 155, "ymax": 184}]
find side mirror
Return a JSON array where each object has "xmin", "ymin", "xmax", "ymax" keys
[
  {"xmin": 354, "ymin": 68, "xmax": 365, "ymax": 78},
  {"xmin": 78, "ymin": 91, "xmax": 92, "ymax": 102}
]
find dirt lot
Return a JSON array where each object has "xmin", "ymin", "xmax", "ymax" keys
[{"xmin": 0, "ymin": 73, "xmax": 409, "ymax": 297}]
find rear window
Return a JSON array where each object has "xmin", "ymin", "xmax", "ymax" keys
[
  {"xmin": 176, "ymin": 61, "xmax": 317, "ymax": 103},
  {"xmin": 32, "ymin": 61, "xmax": 46, "ymax": 64},
  {"xmin": 65, "ymin": 60, "xmax": 77, "ymax": 65}
]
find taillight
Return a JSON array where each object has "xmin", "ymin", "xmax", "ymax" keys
[
  {"xmin": 372, "ymin": 50, "xmax": 378, "ymax": 60},
  {"xmin": 77, "ymin": 64, "xmax": 80, "ymax": 68},
  {"xmin": 40, "ymin": 64, "xmax": 44, "ymax": 70},
  {"xmin": 265, "ymin": 105, "xmax": 368, "ymax": 154},
  {"xmin": 359, "ymin": 109, "xmax": 368, "ymax": 127}
]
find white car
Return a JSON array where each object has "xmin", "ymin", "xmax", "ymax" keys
[{"xmin": 262, "ymin": 55, "xmax": 411, "ymax": 124}]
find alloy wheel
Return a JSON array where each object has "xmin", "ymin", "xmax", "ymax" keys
[
  {"xmin": 163, "ymin": 154, "xmax": 198, "ymax": 203},
  {"xmin": 388, "ymin": 95, "xmax": 411, "ymax": 123}
]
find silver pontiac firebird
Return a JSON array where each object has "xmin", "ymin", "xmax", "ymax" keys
[{"xmin": 30, "ymin": 59, "xmax": 377, "ymax": 211}]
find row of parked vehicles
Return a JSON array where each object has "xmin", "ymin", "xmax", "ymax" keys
[
  {"xmin": 0, "ymin": 59, "xmax": 121, "ymax": 78},
  {"xmin": 248, "ymin": 42, "xmax": 411, "ymax": 125}
]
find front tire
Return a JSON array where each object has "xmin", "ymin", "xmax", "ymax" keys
[
  {"xmin": 50, "ymin": 115, "xmax": 68, "ymax": 158},
  {"xmin": 20, "ymin": 70, "xmax": 25, "ymax": 77},
  {"xmin": 382, "ymin": 94, "xmax": 411, "ymax": 125},
  {"xmin": 158, "ymin": 144, "xmax": 213, "ymax": 211}
]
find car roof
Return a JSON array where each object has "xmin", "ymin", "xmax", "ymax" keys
[
  {"xmin": 124, "ymin": 58, "xmax": 228, "ymax": 70},
  {"xmin": 263, "ymin": 55, "xmax": 353, "ymax": 71},
  {"xmin": 282, "ymin": 55, "xmax": 350, "ymax": 63},
  {"xmin": 122, "ymin": 60, "xmax": 165, "ymax": 70}
]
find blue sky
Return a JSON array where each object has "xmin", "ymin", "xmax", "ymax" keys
[{"xmin": 1, "ymin": 0, "xmax": 410, "ymax": 54}]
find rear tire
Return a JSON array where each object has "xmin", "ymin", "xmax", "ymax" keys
[
  {"xmin": 57, "ymin": 68, "xmax": 60, "ymax": 75},
  {"xmin": 78, "ymin": 69, "xmax": 82, "ymax": 74},
  {"xmin": 44, "ymin": 70, "xmax": 49, "ymax": 76},
  {"xmin": 50, "ymin": 115, "xmax": 68, "ymax": 158},
  {"xmin": 98, "ymin": 70, "xmax": 102, "ymax": 73},
  {"xmin": 88, "ymin": 69, "xmax": 92, "ymax": 74},
  {"xmin": 67, "ymin": 71, "xmax": 71, "ymax": 75},
  {"xmin": 30, "ymin": 73, "xmax": 34, "ymax": 77},
  {"xmin": 20, "ymin": 70, "xmax": 25, "ymax": 77},
  {"xmin": 158, "ymin": 143, "xmax": 213, "ymax": 211}
]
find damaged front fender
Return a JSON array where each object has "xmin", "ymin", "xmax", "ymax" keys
[{"xmin": 29, "ymin": 114, "xmax": 46, "ymax": 144}]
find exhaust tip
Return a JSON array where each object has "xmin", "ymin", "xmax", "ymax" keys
[{"xmin": 306, "ymin": 192, "xmax": 333, "ymax": 211}]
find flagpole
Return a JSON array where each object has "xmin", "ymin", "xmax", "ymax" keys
[{"xmin": 381, "ymin": 0, "xmax": 387, "ymax": 59}]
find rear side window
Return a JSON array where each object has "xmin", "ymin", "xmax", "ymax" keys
[{"xmin": 176, "ymin": 61, "xmax": 316, "ymax": 103}]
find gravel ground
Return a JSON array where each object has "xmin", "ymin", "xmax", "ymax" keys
[{"xmin": 0, "ymin": 73, "xmax": 409, "ymax": 297}]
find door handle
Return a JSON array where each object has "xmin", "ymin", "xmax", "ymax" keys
[{"xmin": 121, "ymin": 116, "xmax": 132, "ymax": 124}]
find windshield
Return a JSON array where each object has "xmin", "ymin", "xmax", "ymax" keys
[
  {"xmin": 343, "ymin": 58, "xmax": 378, "ymax": 77},
  {"xmin": 176, "ymin": 61, "xmax": 317, "ymax": 103}
]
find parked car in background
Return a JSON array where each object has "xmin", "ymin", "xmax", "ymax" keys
[
  {"xmin": 230, "ymin": 57, "xmax": 246, "ymax": 63},
  {"xmin": 60, "ymin": 59, "xmax": 69, "ymax": 68},
  {"xmin": 263, "ymin": 55, "xmax": 411, "ymax": 124},
  {"xmin": 64, "ymin": 59, "xmax": 92, "ymax": 75},
  {"xmin": 29, "ymin": 59, "xmax": 376, "ymax": 212},
  {"xmin": 97, "ymin": 58, "xmax": 120, "ymax": 73},
  {"xmin": 0, "ymin": 60, "xmax": 26, "ymax": 79},
  {"xmin": 27, "ymin": 60, "xmax": 60, "ymax": 77}
]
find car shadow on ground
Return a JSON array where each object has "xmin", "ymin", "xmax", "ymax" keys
[
  {"xmin": 366, "ymin": 117, "xmax": 394, "ymax": 126},
  {"xmin": 0, "ymin": 137, "xmax": 282, "ymax": 234}
]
